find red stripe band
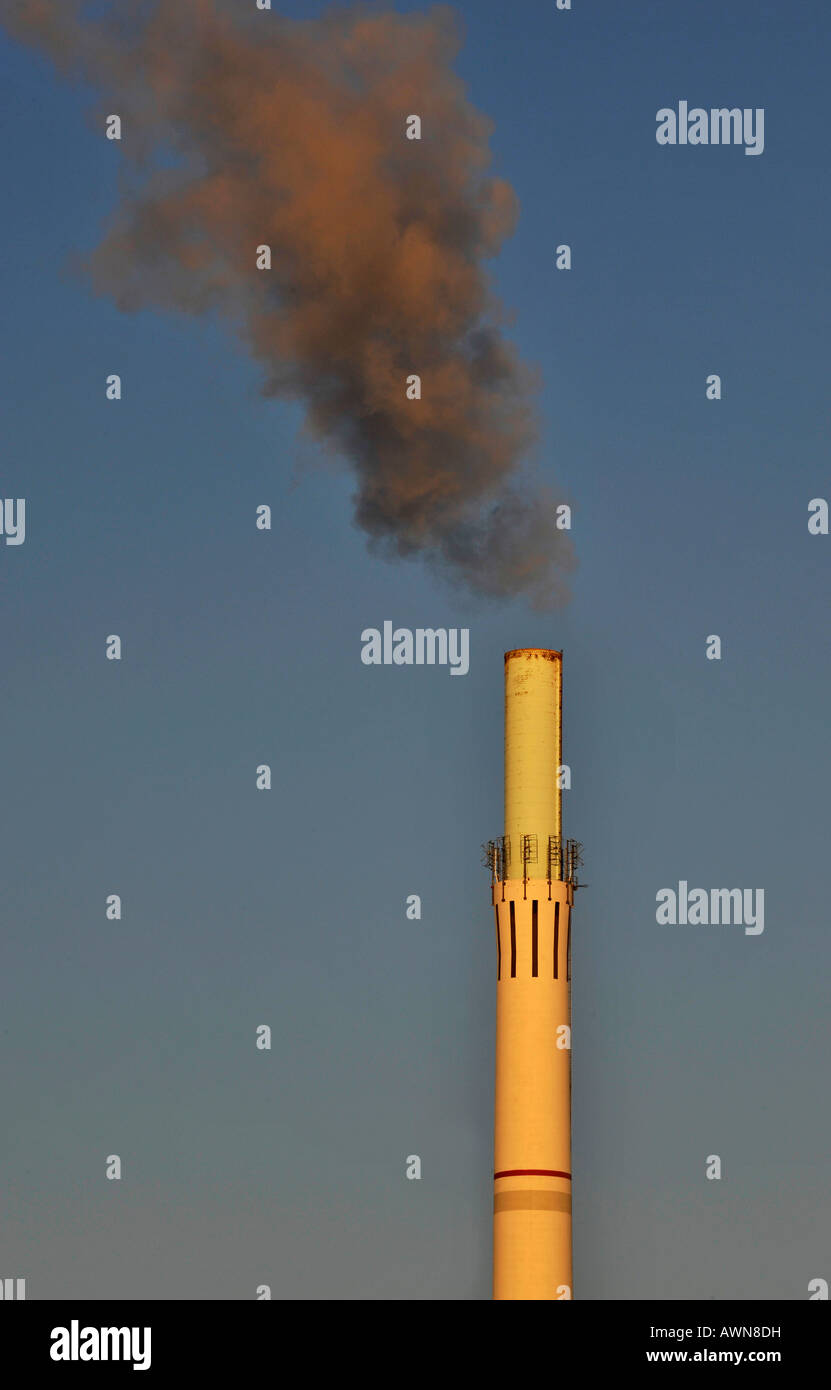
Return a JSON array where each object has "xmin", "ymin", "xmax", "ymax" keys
[{"xmin": 494, "ymin": 1169, "xmax": 571, "ymax": 1180}]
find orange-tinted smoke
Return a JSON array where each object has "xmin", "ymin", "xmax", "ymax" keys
[{"xmin": 1, "ymin": 0, "xmax": 575, "ymax": 605}]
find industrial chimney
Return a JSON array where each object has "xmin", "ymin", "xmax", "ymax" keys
[{"xmin": 485, "ymin": 648, "xmax": 582, "ymax": 1300}]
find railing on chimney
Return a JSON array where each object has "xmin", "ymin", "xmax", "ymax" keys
[{"xmin": 483, "ymin": 834, "xmax": 584, "ymax": 891}]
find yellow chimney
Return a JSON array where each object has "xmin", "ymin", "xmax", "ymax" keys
[{"xmin": 490, "ymin": 648, "xmax": 574, "ymax": 1301}]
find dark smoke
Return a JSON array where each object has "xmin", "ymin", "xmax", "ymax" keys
[{"xmin": 1, "ymin": 0, "xmax": 575, "ymax": 605}]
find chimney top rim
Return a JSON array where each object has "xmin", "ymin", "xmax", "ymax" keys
[{"xmin": 504, "ymin": 648, "xmax": 562, "ymax": 662}]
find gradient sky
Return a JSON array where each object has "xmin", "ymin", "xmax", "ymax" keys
[{"xmin": 2, "ymin": 0, "xmax": 829, "ymax": 1299}]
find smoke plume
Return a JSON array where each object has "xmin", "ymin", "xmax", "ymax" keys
[{"xmin": 1, "ymin": 0, "xmax": 575, "ymax": 605}]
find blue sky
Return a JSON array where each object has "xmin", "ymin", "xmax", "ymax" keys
[{"xmin": 1, "ymin": 0, "xmax": 829, "ymax": 1298}]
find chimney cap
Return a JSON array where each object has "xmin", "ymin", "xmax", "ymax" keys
[{"xmin": 504, "ymin": 647, "xmax": 562, "ymax": 662}]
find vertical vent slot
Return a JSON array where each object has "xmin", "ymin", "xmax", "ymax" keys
[
  {"xmin": 531, "ymin": 900, "xmax": 538, "ymax": 977},
  {"xmin": 553, "ymin": 901, "xmax": 560, "ymax": 979}
]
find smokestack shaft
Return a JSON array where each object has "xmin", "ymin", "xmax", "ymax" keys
[
  {"xmin": 504, "ymin": 648, "xmax": 562, "ymax": 876},
  {"xmin": 492, "ymin": 648, "xmax": 573, "ymax": 1301}
]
